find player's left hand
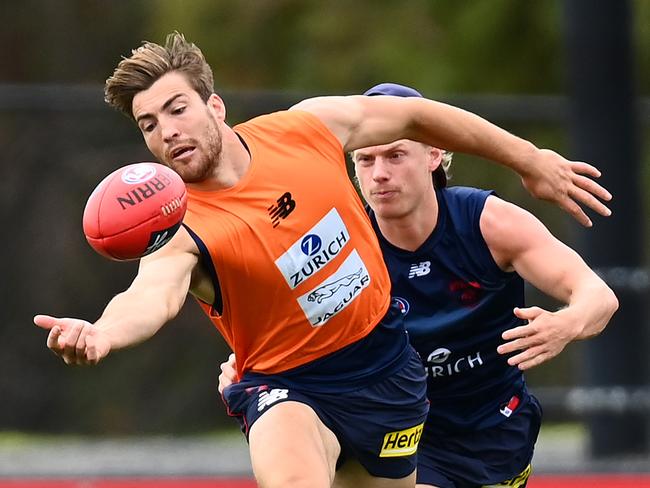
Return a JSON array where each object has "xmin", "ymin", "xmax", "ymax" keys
[
  {"xmin": 519, "ymin": 149, "xmax": 612, "ymax": 228},
  {"xmin": 218, "ymin": 353, "xmax": 238, "ymax": 394},
  {"xmin": 497, "ymin": 306, "xmax": 582, "ymax": 370}
]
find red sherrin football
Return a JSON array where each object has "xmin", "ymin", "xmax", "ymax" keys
[{"xmin": 82, "ymin": 162, "xmax": 187, "ymax": 261}]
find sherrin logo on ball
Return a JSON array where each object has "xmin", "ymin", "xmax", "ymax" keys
[
  {"xmin": 82, "ymin": 162, "xmax": 188, "ymax": 261},
  {"xmin": 121, "ymin": 163, "xmax": 158, "ymax": 184}
]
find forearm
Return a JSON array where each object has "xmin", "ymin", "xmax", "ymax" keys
[
  {"xmin": 94, "ymin": 286, "xmax": 183, "ymax": 350},
  {"xmin": 408, "ymin": 99, "xmax": 540, "ymax": 173},
  {"xmin": 559, "ymin": 279, "xmax": 619, "ymax": 340}
]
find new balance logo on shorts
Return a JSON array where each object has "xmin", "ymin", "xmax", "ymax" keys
[
  {"xmin": 257, "ymin": 388, "xmax": 289, "ymax": 412},
  {"xmin": 379, "ymin": 423, "xmax": 424, "ymax": 457},
  {"xmin": 408, "ymin": 261, "xmax": 431, "ymax": 278}
]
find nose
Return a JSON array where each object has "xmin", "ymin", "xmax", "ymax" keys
[
  {"xmin": 372, "ymin": 160, "xmax": 390, "ymax": 182},
  {"xmin": 160, "ymin": 116, "xmax": 180, "ymax": 143}
]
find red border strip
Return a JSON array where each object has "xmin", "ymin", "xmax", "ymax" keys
[
  {"xmin": 0, "ymin": 480, "xmax": 256, "ymax": 488},
  {"xmin": 2, "ymin": 476, "xmax": 650, "ymax": 488}
]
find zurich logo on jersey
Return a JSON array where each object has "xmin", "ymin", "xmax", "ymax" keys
[
  {"xmin": 301, "ymin": 234, "xmax": 322, "ymax": 256},
  {"xmin": 394, "ymin": 297, "xmax": 410, "ymax": 316},
  {"xmin": 427, "ymin": 348, "xmax": 452, "ymax": 364}
]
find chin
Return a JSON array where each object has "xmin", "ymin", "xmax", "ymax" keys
[
  {"xmin": 372, "ymin": 203, "xmax": 405, "ymax": 220},
  {"xmin": 185, "ymin": 159, "xmax": 218, "ymax": 183}
]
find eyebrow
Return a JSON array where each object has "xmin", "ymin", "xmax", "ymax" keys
[
  {"xmin": 135, "ymin": 93, "xmax": 185, "ymax": 124},
  {"xmin": 354, "ymin": 142, "xmax": 408, "ymax": 159}
]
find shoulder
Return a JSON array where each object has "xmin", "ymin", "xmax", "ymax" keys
[
  {"xmin": 237, "ymin": 109, "xmax": 342, "ymax": 149},
  {"xmin": 441, "ymin": 186, "xmax": 495, "ymax": 232},
  {"xmin": 480, "ymin": 195, "xmax": 534, "ymax": 236},
  {"xmin": 479, "ymin": 195, "xmax": 550, "ymax": 271},
  {"xmin": 442, "ymin": 185, "xmax": 494, "ymax": 206}
]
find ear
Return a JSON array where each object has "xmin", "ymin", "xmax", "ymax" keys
[
  {"xmin": 207, "ymin": 93, "xmax": 226, "ymax": 121},
  {"xmin": 426, "ymin": 146, "xmax": 443, "ymax": 172}
]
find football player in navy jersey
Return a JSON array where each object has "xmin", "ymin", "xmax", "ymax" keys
[
  {"xmin": 351, "ymin": 83, "xmax": 618, "ymax": 487},
  {"xmin": 218, "ymin": 83, "xmax": 618, "ymax": 488}
]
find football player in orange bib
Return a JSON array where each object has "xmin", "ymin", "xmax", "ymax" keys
[{"xmin": 35, "ymin": 32, "xmax": 612, "ymax": 488}]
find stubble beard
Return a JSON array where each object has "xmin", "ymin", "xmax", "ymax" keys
[{"xmin": 171, "ymin": 118, "xmax": 223, "ymax": 183}]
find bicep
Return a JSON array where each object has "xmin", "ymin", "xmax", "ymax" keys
[
  {"xmin": 291, "ymin": 95, "xmax": 418, "ymax": 152},
  {"xmin": 480, "ymin": 196, "xmax": 594, "ymax": 302},
  {"xmin": 129, "ymin": 229, "xmax": 199, "ymax": 313}
]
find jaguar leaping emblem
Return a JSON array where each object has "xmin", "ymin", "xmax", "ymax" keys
[{"xmin": 307, "ymin": 268, "xmax": 363, "ymax": 304}]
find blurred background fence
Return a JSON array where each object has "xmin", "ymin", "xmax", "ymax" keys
[{"xmin": 1, "ymin": 0, "xmax": 649, "ymax": 474}]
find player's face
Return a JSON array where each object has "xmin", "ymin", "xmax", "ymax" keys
[
  {"xmin": 353, "ymin": 140, "xmax": 441, "ymax": 219},
  {"xmin": 132, "ymin": 71, "xmax": 223, "ymax": 183}
]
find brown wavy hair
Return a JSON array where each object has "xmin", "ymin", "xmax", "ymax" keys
[{"xmin": 104, "ymin": 31, "xmax": 214, "ymax": 118}]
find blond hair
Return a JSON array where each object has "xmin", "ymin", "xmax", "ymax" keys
[
  {"xmin": 434, "ymin": 150, "xmax": 453, "ymax": 188},
  {"xmin": 104, "ymin": 31, "xmax": 214, "ymax": 118}
]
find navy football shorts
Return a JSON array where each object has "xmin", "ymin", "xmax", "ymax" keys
[
  {"xmin": 222, "ymin": 346, "xmax": 429, "ymax": 479},
  {"xmin": 416, "ymin": 395, "xmax": 542, "ymax": 487}
]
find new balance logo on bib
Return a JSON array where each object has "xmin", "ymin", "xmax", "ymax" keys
[{"xmin": 409, "ymin": 261, "xmax": 431, "ymax": 278}]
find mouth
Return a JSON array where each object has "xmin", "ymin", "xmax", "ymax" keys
[
  {"xmin": 168, "ymin": 144, "xmax": 196, "ymax": 162},
  {"xmin": 371, "ymin": 188, "xmax": 399, "ymax": 200}
]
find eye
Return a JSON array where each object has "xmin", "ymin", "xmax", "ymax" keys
[
  {"xmin": 389, "ymin": 152, "xmax": 405, "ymax": 161},
  {"xmin": 355, "ymin": 155, "xmax": 373, "ymax": 167},
  {"xmin": 140, "ymin": 122, "xmax": 156, "ymax": 133},
  {"xmin": 172, "ymin": 105, "xmax": 186, "ymax": 115}
]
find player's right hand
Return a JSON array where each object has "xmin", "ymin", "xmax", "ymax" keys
[
  {"xmin": 519, "ymin": 149, "xmax": 612, "ymax": 228},
  {"xmin": 34, "ymin": 315, "xmax": 111, "ymax": 366},
  {"xmin": 218, "ymin": 353, "xmax": 238, "ymax": 394}
]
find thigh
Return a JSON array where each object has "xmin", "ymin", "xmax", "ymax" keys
[
  {"xmin": 416, "ymin": 397, "xmax": 541, "ymax": 487},
  {"xmin": 249, "ymin": 400, "xmax": 341, "ymax": 488},
  {"xmin": 333, "ymin": 458, "xmax": 417, "ymax": 488}
]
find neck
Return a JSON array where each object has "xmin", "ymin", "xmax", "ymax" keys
[{"xmin": 375, "ymin": 188, "xmax": 439, "ymax": 252}]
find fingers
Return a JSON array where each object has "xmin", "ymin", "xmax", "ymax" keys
[
  {"xmin": 513, "ymin": 306, "xmax": 544, "ymax": 321},
  {"xmin": 86, "ymin": 330, "xmax": 99, "ymax": 364},
  {"xmin": 46, "ymin": 326, "xmax": 63, "ymax": 353},
  {"xmin": 62, "ymin": 321, "xmax": 85, "ymax": 361},
  {"xmin": 571, "ymin": 171, "xmax": 612, "ymax": 202},
  {"xmin": 500, "ymin": 307, "xmax": 545, "ymax": 352},
  {"xmin": 559, "ymin": 196, "xmax": 592, "ymax": 227},
  {"xmin": 39, "ymin": 316, "xmax": 96, "ymax": 365},
  {"xmin": 569, "ymin": 160, "xmax": 601, "ymax": 179},
  {"xmin": 34, "ymin": 314, "xmax": 61, "ymax": 330},
  {"xmin": 497, "ymin": 335, "xmax": 528, "ymax": 355},
  {"xmin": 568, "ymin": 185, "xmax": 611, "ymax": 219},
  {"xmin": 506, "ymin": 348, "xmax": 547, "ymax": 371},
  {"xmin": 218, "ymin": 353, "xmax": 238, "ymax": 394},
  {"xmin": 566, "ymin": 161, "xmax": 612, "ymax": 223}
]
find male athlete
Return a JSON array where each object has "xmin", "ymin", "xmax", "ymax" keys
[
  {"xmin": 219, "ymin": 83, "xmax": 618, "ymax": 487},
  {"xmin": 35, "ymin": 32, "xmax": 613, "ymax": 488}
]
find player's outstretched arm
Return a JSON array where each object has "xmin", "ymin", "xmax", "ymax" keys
[
  {"xmin": 293, "ymin": 95, "xmax": 611, "ymax": 227},
  {"xmin": 479, "ymin": 196, "xmax": 619, "ymax": 371},
  {"xmin": 35, "ymin": 229, "xmax": 199, "ymax": 366}
]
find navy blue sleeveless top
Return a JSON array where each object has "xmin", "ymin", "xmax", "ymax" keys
[{"xmin": 369, "ymin": 186, "xmax": 528, "ymax": 433}]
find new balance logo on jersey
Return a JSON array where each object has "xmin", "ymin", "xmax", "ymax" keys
[
  {"xmin": 257, "ymin": 388, "xmax": 289, "ymax": 412},
  {"xmin": 268, "ymin": 192, "xmax": 296, "ymax": 227},
  {"xmin": 408, "ymin": 261, "xmax": 431, "ymax": 278}
]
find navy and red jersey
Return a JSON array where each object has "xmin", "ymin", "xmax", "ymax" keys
[{"xmin": 370, "ymin": 186, "xmax": 529, "ymax": 433}]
